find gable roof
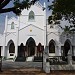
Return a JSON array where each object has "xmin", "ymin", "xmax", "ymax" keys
[{"xmin": 35, "ymin": 1, "xmax": 43, "ymax": 9}]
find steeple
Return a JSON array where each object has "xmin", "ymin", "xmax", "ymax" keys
[{"xmin": 44, "ymin": 2, "xmax": 46, "ymax": 8}]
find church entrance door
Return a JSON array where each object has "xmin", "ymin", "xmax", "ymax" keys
[
  {"xmin": 28, "ymin": 41, "xmax": 35, "ymax": 56},
  {"xmin": 18, "ymin": 43, "xmax": 25, "ymax": 57},
  {"xmin": 26, "ymin": 37, "xmax": 36, "ymax": 56},
  {"xmin": 64, "ymin": 41, "xmax": 70, "ymax": 56}
]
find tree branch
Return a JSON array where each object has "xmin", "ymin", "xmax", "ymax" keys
[
  {"xmin": 0, "ymin": 7, "xmax": 16, "ymax": 13},
  {"xmin": 0, "ymin": 0, "xmax": 3, "ymax": 2},
  {"xmin": 0, "ymin": 0, "xmax": 11, "ymax": 9}
]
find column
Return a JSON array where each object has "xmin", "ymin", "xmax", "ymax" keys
[
  {"xmin": 2, "ymin": 33, "xmax": 6, "ymax": 57},
  {"xmin": 15, "ymin": 16, "xmax": 20, "ymax": 57},
  {"xmin": 58, "ymin": 45, "xmax": 61, "ymax": 56},
  {"xmin": 44, "ymin": 2, "xmax": 46, "ymax": 47},
  {"xmin": 15, "ymin": 27, "xmax": 19, "ymax": 57},
  {"xmin": 73, "ymin": 46, "xmax": 75, "ymax": 61},
  {"xmin": 2, "ymin": 15, "xmax": 8, "ymax": 57},
  {"xmin": 35, "ymin": 46, "xmax": 37, "ymax": 56}
]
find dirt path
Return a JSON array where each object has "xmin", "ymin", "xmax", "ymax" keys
[{"xmin": 0, "ymin": 68, "xmax": 75, "ymax": 75}]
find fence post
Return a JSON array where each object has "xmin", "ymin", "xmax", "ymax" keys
[
  {"xmin": 43, "ymin": 52, "xmax": 50, "ymax": 73},
  {"xmin": 0, "ymin": 56, "xmax": 2, "ymax": 72},
  {"xmin": 68, "ymin": 51, "xmax": 72, "ymax": 65},
  {"xmin": 43, "ymin": 46, "xmax": 50, "ymax": 73},
  {"xmin": 45, "ymin": 58, "xmax": 50, "ymax": 73}
]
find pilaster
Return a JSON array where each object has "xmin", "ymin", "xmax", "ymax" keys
[
  {"xmin": 44, "ymin": 2, "xmax": 47, "ymax": 48},
  {"xmin": 15, "ymin": 16, "xmax": 20, "ymax": 57},
  {"xmin": 2, "ymin": 15, "xmax": 8, "ymax": 57}
]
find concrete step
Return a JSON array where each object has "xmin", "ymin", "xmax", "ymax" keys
[{"xmin": 26, "ymin": 56, "xmax": 34, "ymax": 61}]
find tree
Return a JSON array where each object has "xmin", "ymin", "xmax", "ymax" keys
[
  {"xmin": 48, "ymin": 0, "xmax": 75, "ymax": 30},
  {"xmin": 0, "ymin": 0, "xmax": 38, "ymax": 15},
  {"xmin": 48, "ymin": 0, "xmax": 75, "ymax": 25}
]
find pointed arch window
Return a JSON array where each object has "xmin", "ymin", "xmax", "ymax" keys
[
  {"xmin": 49, "ymin": 40, "xmax": 55, "ymax": 53},
  {"xmin": 9, "ymin": 43, "xmax": 15, "ymax": 53},
  {"xmin": 11, "ymin": 22, "xmax": 14, "ymax": 29},
  {"xmin": 29, "ymin": 11, "xmax": 35, "ymax": 21}
]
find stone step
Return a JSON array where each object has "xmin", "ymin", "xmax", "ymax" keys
[
  {"xmin": 26, "ymin": 56, "xmax": 34, "ymax": 61},
  {"xmin": 15, "ymin": 56, "xmax": 26, "ymax": 62}
]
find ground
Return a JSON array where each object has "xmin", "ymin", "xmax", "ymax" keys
[
  {"xmin": 0, "ymin": 61, "xmax": 75, "ymax": 75},
  {"xmin": 0, "ymin": 68, "xmax": 75, "ymax": 75}
]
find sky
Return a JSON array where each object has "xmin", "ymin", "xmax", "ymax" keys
[{"xmin": 0, "ymin": 0, "xmax": 53, "ymax": 34}]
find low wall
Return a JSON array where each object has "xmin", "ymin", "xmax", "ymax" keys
[{"xmin": 50, "ymin": 65, "xmax": 75, "ymax": 70}]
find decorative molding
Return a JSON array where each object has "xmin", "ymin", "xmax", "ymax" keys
[
  {"xmin": 19, "ymin": 24, "xmax": 44, "ymax": 31},
  {"xmin": 27, "ymin": 35, "xmax": 36, "ymax": 36},
  {"xmin": 20, "ymin": 15, "xmax": 44, "ymax": 16},
  {"xmin": 5, "ymin": 32, "xmax": 16, "ymax": 37}
]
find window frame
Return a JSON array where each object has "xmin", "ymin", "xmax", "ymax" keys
[
  {"xmin": 28, "ymin": 11, "xmax": 35, "ymax": 21},
  {"xmin": 11, "ymin": 22, "xmax": 14, "ymax": 29}
]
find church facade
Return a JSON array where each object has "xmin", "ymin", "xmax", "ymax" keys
[{"xmin": 0, "ymin": 2, "xmax": 75, "ymax": 60}]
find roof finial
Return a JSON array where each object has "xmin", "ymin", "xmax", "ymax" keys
[
  {"xmin": 44, "ymin": 2, "xmax": 46, "ymax": 8},
  {"xmin": 43, "ymin": 2, "xmax": 46, "ymax": 11}
]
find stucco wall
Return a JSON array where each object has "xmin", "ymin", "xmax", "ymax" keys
[{"xmin": 19, "ymin": 25, "xmax": 44, "ymax": 46}]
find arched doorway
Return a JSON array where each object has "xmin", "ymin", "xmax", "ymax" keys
[
  {"xmin": 5, "ymin": 40, "xmax": 15, "ymax": 59},
  {"xmin": 8, "ymin": 40, "xmax": 15, "ymax": 58},
  {"xmin": 37, "ymin": 43, "xmax": 42, "ymax": 57},
  {"xmin": 64, "ymin": 40, "xmax": 71, "ymax": 56},
  {"xmin": 18, "ymin": 43, "xmax": 25, "ymax": 57},
  {"xmin": 26, "ymin": 37, "xmax": 36, "ymax": 56},
  {"xmin": 49, "ymin": 40, "xmax": 55, "ymax": 53}
]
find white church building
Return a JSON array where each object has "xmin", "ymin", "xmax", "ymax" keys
[{"xmin": 0, "ymin": 1, "xmax": 75, "ymax": 61}]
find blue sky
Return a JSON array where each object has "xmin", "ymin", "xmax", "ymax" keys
[{"xmin": 0, "ymin": 0, "xmax": 52, "ymax": 34}]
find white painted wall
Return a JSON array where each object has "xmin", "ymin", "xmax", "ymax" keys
[
  {"xmin": 0, "ymin": 1, "xmax": 75, "ymax": 59},
  {"xmin": 19, "ymin": 3, "xmax": 45, "ymax": 30},
  {"xmin": 7, "ymin": 17, "xmax": 18, "ymax": 32},
  {"xmin": 19, "ymin": 25, "xmax": 44, "ymax": 46},
  {"xmin": 1, "ymin": 1, "xmax": 45, "ymax": 58},
  {"xmin": 5, "ymin": 33, "xmax": 16, "ymax": 46},
  {"xmin": 0, "ymin": 34, "xmax": 3, "ymax": 46}
]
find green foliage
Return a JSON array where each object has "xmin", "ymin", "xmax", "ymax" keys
[
  {"xmin": 13, "ymin": 0, "xmax": 38, "ymax": 15},
  {"xmin": 48, "ymin": 16, "xmax": 52, "ymax": 24},
  {"xmin": 0, "ymin": 0, "xmax": 38, "ymax": 15},
  {"xmin": 48, "ymin": 0, "xmax": 75, "ymax": 25},
  {"xmin": 48, "ymin": 0, "xmax": 75, "ymax": 32},
  {"xmin": 64, "ymin": 26, "xmax": 70, "ymax": 32},
  {"xmin": 48, "ymin": 15, "xmax": 60, "ymax": 24}
]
